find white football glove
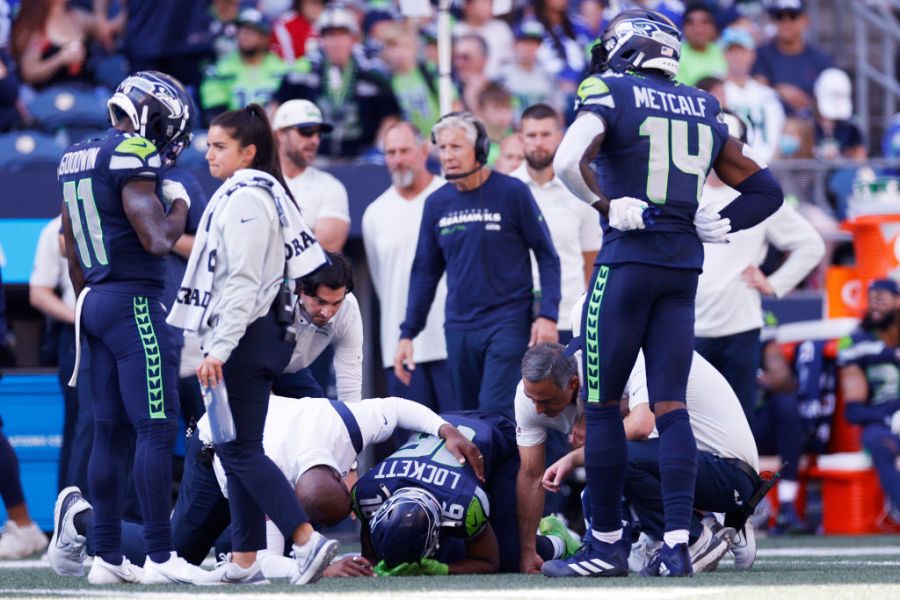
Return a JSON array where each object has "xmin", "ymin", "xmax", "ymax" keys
[
  {"xmin": 608, "ymin": 197, "xmax": 649, "ymax": 232},
  {"xmin": 694, "ymin": 206, "xmax": 731, "ymax": 244},
  {"xmin": 161, "ymin": 179, "xmax": 190, "ymax": 212},
  {"xmin": 891, "ymin": 410, "xmax": 900, "ymax": 436}
]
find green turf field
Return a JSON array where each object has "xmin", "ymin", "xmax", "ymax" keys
[{"xmin": 1, "ymin": 535, "xmax": 899, "ymax": 599}]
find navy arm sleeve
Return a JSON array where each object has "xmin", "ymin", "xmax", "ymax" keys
[
  {"xmin": 399, "ymin": 200, "xmax": 446, "ymax": 339},
  {"xmin": 513, "ymin": 182, "xmax": 561, "ymax": 322},
  {"xmin": 718, "ymin": 168, "xmax": 784, "ymax": 233},
  {"xmin": 845, "ymin": 399, "xmax": 900, "ymax": 426}
]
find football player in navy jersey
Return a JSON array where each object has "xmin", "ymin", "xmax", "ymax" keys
[
  {"xmin": 351, "ymin": 412, "xmax": 578, "ymax": 575},
  {"xmin": 837, "ymin": 279, "xmax": 900, "ymax": 523},
  {"xmin": 58, "ymin": 71, "xmax": 207, "ymax": 584},
  {"xmin": 547, "ymin": 10, "xmax": 783, "ymax": 577}
]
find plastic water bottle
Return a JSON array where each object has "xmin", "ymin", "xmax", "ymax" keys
[{"xmin": 203, "ymin": 382, "xmax": 237, "ymax": 444}]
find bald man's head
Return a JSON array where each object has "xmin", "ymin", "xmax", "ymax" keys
[{"xmin": 295, "ymin": 466, "xmax": 351, "ymax": 526}]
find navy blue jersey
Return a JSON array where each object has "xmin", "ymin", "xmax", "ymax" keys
[
  {"xmin": 837, "ymin": 328, "xmax": 900, "ymax": 407},
  {"xmin": 575, "ymin": 72, "xmax": 731, "ymax": 270},
  {"xmin": 351, "ymin": 413, "xmax": 514, "ymax": 540},
  {"xmin": 58, "ymin": 128, "xmax": 166, "ymax": 294}
]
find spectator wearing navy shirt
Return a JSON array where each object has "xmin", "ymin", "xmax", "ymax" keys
[
  {"xmin": 395, "ymin": 112, "xmax": 561, "ymax": 419},
  {"xmin": 0, "ymin": 47, "xmax": 19, "ymax": 132},
  {"xmin": 751, "ymin": 0, "xmax": 832, "ymax": 116},
  {"xmin": 106, "ymin": 0, "xmax": 215, "ymax": 90}
]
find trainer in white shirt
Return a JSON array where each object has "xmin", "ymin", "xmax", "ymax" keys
[
  {"xmin": 362, "ymin": 121, "xmax": 453, "ymax": 409},
  {"xmin": 29, "ymin": 215, "xmax": 76, "ymax": 321},
  {"xmin": 282, "ymin": 253, "xmax": 363, "ymax": 403},
  {"xmin": 512, "ymin": 105, "xmax": 600, "ymax": 339},
  {"xmin": 196, "ymin": 394, "xmax": 456, "ymax": 579},
  {"xmin": 695, "ymin": 111, "xmax": 824, "ymax": 421},
  {"xmin": 273, "ymin": 99, "xmax": 350, "ymax": 252},
  {"xmin": 515, "ymin": 298, "xmax": 759, "ymax": 573}
]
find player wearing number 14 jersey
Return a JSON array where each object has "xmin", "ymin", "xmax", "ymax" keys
[
  {"xmin": 547, "ymin": 10, "xmax": 783, "ymax": 578},
  {"xmin": 58, "ymin": 71, "xmax": 206, "ymax": 584}
]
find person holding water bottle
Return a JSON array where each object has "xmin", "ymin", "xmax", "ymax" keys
[{"xmin": 167, "ymin": 103, "xmax": 334, "ymax": 586}]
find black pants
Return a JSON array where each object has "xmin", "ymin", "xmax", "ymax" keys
[{"xmin": 214, "ymin": 309, "xmax": 307, "ymax": 552}]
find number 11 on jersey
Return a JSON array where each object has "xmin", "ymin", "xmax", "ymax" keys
[{"xmin": 63, "ymin": 177, "xmax": 108, "ymax": 268}]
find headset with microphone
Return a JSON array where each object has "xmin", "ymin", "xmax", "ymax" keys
[{"xmin": 430, "ymin": 111, "xmax": 490, "ymax": 180}]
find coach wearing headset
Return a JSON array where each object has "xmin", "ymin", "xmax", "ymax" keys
[{"xmin": 395, "ymin": 112, "xmax": 561, "ymax": 418}]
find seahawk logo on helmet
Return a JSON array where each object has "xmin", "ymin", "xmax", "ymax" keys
[
  {"xmin": 369, "ymin": 487, "xmax": 442, "ymax": 567},
  {"xmin": 590, "ymin": 9, "xmax": 682, "ymax": 80},
  {"xmin": 107, "ymin": 71, "xmax": 193, "ymax": 165}
]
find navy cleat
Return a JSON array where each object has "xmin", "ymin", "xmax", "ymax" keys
[
  {"xmin": 541, "ymin": 538, "xmax": 628, "ymax": 578},
  {"xmin": 640, "ymin": 542, "xmax": 693, "ymax": 577}
]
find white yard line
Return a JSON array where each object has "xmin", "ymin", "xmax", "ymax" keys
[{"xmin": 0, "ymin": 587, "xmax": 898, "ymax": 600}]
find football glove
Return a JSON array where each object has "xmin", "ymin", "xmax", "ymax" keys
[
  {"xmin": 607, "ymin": 196, "xmax": 649, "ymax": 232},
  {"xmin": 694, "ymin": 206, "xmax": 731, "ymax": 244},
  {"xmin": 891, "ymin": 410, "xmax": 900, "ymax": 436},
  {"xmin": 161, "ymin": 179, "xmax": 190, "ymax": 212},
  {"xmin": 373, "ymin": 559, "xmax": 449, "ymax": 576}
]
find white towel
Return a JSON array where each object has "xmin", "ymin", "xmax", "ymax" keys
[{"xmin": 166, "ymin": 168, "xmax": 325, "ymax": 333}]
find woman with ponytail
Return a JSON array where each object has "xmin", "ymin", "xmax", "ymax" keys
[{"xmin": 167, "ymin": 103, "xmax": 335, "ymax": 585}]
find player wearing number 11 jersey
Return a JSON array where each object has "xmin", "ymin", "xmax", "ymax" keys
[
  {"xmin": 57, "ymin": 71, "xmax": 206, "ymax": 584},
  {"xmin": 546, "ymin": 10, "xmax": 783, "ymax": 578}
]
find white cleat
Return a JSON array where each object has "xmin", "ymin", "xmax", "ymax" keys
[
  {"xmin": 0, "ymin": 520, "xmax": 49, "ymax": 560},
  {"xmin": 291, "ymin": 532, "xmax": 338, "ymax": 585},
  {"xmin": 141, "ymin": 551, "xmax": 210, "ymax": 584},
  {"xmin": 195, "ymin": 554, "xmax": 270, "ymax": 586},
  {"xmin": 730, "ymin": 522, "xmax": 757, "ymax": 570},
  {"xmin": 690, "ymin": 523, "xmax": 735, "ymax": 573},
  {"xmin": 48, "ymin": 486, "xmax": 91, "ymax": 576},
  {"xmin": 87, "ymin": 556, "xmax": 143, "ymax": 584}
]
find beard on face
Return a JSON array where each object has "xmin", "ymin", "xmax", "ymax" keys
[
  {"xmin": 525, "ymin": 150, "xmax": 554, "ymax": 170},
  {"xmin": 238, "ymin": 44, "xmax": 264, "ymax": 60},
  {"xmin": 286, "ymin": 146, "xmax": 308, "ymax": 169},
  {"xmin": 391, "ymin": 167, "xmax": 414, "ymax": 188},
  {"xmin": 862, "ymin": 309, "xmax": 897, "ymax": 332}
]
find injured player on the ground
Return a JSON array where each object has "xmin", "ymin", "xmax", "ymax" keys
[{"xmin": 47, "ymin": 395, "xmax": 483, "ymax": 583}]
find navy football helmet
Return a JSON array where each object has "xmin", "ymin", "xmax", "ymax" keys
[
  {"xmin": 107, "ymin": 71, "xmax": 193, "ymax": 164},
  {"xmin": 369, "ymin": 487, "xmax": 442, "ymax": 566},
  {"xmin": 589, "ymin": 9, "xmax": 682, "ymax": 80}
]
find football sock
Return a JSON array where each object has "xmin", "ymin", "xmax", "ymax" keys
[
  {"xmin": 656, "ymin": 409, "xmax": 698, "ymax": 537},
  {"xmin": 535, "ymin": 535, "xmax": 565, "ymax": 560},
  {"xmin": 778, "ymin": 480, "xmax": 799, "ymax": 504},
  {"xmin": 663, "ymin": 530, "xmax": 689, "ymax": 548},
  {"xmin": 73, "ymin": 508, "xmax": 93, "ymax": 537},
  {"xmin": 584, "ymin": 403, "xmax": 627, "ymax": 536},
  {"xmin": 0, "ymin": 431, "xmax": 25, "ymax": 507},
  {"xmin": 89, "ymin": 419, "xmax": 133, "ymax": 566},
  {"xmin": 591, "ymin": 528, "xmax": 623, "ymax": 544},
  {"xmin": 133, "ymin": 419, "xmax": 176, "ymax": 561}
]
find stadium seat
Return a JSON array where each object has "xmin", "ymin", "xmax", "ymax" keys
[
  {"xmin": 0, "ymin": 130, "xmax": 66, "ymax": 171},
  {"xmin": 27, "ymin": 84, "xmax": 110, "ymax": 140}
]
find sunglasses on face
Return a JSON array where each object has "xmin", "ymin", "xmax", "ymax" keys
[
  {"xmin": 774, "ymin": 11, "xmax": 802, "ymax": 21},
  {"xmin": 296, "ymin": 127, "xmax": 321, "ymax": 137}
]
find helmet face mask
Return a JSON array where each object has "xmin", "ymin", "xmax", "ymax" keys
[
  {"xmin": 590, "ymin": 10, "xmax": 682, "ymax": 80},
  {"xmin": 369, "ymin": 487, "xmax": 442, "ymax": 566},
  {"xmin": 108, "ymin": 71, "xmax": 193, "ymax": 166}
]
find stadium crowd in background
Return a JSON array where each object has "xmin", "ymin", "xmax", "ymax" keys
[{"xmin": 0, "ymin": 0, "xmax": 900, "ymax": 584}]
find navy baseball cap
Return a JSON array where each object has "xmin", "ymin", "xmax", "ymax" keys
[
  {"xmin": 869, "ymin": 278, "xmax": 899, "ymax": 295},
  {"xmin": 768, "ymin": 0, "xmax": 805, "ymax": 15},
  {"xmin": 515, "ymin": 19, "xmax": 546, "ymax": 42},
  {"xmin": 236, "ymin": 8, "xmax": 272, "ymax": 34}
]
